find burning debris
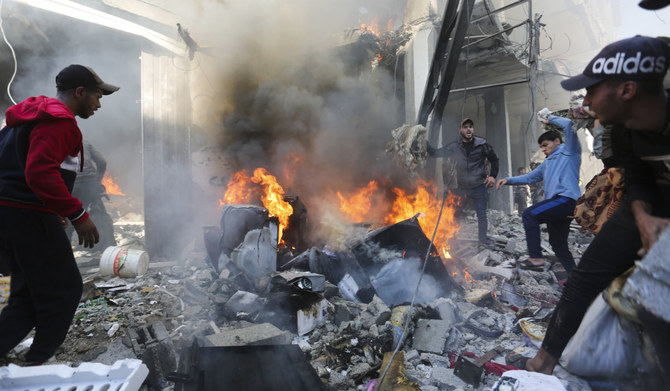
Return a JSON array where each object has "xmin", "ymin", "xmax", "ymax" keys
[{"xmin": 2, "ymin": 191, "xmax": 664, "ymax": 390}]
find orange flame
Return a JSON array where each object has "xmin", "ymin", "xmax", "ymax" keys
[
  {"xmin": 337, "ymin": 180, "xmax": 378, "ymax": 223},
  {"xmin": 251, "ymin": 168, "xmax": 293, "ymax": 242},
  {"xmin": 463, "ymin": 267, "xmax": 473, "ymax": 285},
  {"xmin": 384, "ymin": 180, "xmax": 460, "ymax": 254},
  {"xmin": 282, "ymin": 153, "xmax": 301, "ymax": 188},
  {"xmin": 338, "ymin": 179, "xmax": 460, "ymax": 259},
  {"xmin": 102, "ymin": 173, "xmax": 125, "ymax": 196},
  {"xmin": 219, "ymin": 168, "xmax": 293, "ymax": 243},
  {"xmin": 220, "ymin": 170, "xmax": 257, "ymax": 207}
]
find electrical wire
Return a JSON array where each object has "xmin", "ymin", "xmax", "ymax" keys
[
  {"xmin": 375, "ymin": 167, "xmax": 455, "ymax": 390},
  {"xmin": 0, "ymin": 0, "xmax": 18, "ymax": 105},
  {"xmin": 460, "ymin": 0, "xmax": 471, "ymax": 121}
]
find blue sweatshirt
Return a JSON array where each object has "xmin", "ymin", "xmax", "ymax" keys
[{"xmin": 506, "ymin": 115, "xmax": 582, "ymax": 201}]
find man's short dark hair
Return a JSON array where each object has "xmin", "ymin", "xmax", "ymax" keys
[{"xmin": 538, "ymin": 130, "xmax": 562, "ymax": 144}]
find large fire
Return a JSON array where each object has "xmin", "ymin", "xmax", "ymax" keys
[
  {"xmin": 102, "ymin": 173, "xmax": 125, "ymax": 196},
  {"xmin": 220, "ymin": 168, "xmax": 293, "ymax": 243},
  {"xmin": 338, "ymin": 179, "xmax": 460, "ymax": 257},
  {"xmin": 221, "ymin": 167, "xmax": 460, "ymax": 259},
  {"xmin": 337, "ymin": 180, "xmax": 379, "ymax": 223},
  {"xmin": 383, "ymin": 180, "xmax": 460, "ymax": 257}
]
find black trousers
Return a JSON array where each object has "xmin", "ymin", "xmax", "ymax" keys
[
  {"xmin": 0, "ymin": 206, "xmax": 83, "ymax": 362},
  {"xmin": 542, "ymin": 194, "xmax": 670, "ymax": 360}
]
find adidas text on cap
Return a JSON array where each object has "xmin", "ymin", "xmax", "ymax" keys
[{"xmin": 560, "ymin": 35, "xmax": 670, "ymax": 91}]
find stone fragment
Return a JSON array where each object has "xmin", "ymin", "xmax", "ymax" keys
[
  {"xmin": 206, "ymin": 322, "xmax": 293, "ymax": 346},
  {"xmin": 224, "ymin": 290, "xmax": 261, "ymax": 314},
  {"xmin": 412, "ymin": 319, "xmax": 452, "ymax": 354}
]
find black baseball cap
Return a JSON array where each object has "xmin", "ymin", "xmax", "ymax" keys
[
  {"xmin": 56, "ymin": 64, "xmax": 120, "ymax": 95},
  {"xmin": 561, "ymin": 35, "xmax": 670, "ymax": 91},
  {"xmin": 638, "ymin": 0, "xmax": 670, "ymax": 10},
  {"xmin": 461, "ymin": 118, "xmax": 474, "ymax": 126}
]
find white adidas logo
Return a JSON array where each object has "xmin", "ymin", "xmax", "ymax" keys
[{"xmin": 591, "ymin": 51, "xmax": 666, "ymax": 75}]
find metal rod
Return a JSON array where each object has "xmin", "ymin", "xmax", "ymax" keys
[
  {"xmin": 470, "ymin": 0, "xmax": 531, "ymax": 24},
  {"xmin": 449, "ymin": 78, "xmax": 530, "ymax": 94},
  {"xmin": 530, "ymin": 13, "xmax": 541, "ymax": 144},
  {"xmin": 462, "ymin": 20, "xmax": 528, "ymax": 48}
]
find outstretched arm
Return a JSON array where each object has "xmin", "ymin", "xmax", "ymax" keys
[
  {"xmin": 495, "ymin": 178, "xmax": 508, "ymax": 190},
  {"xmin": 549, "ymin": 115, "xmax": 581, "ymax": 154}
]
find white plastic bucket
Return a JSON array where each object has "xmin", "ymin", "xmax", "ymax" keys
[{"xmin": 100, "ymin": 246, "xmax": 149, "ymax": 277}]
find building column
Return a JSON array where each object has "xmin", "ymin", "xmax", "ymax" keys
[
  {"xmin": 483, "ymin": 87, "xmax": 512, "ymax": 214},
  {"xmin": 140, "ymin": 52, "xmax": 193, "ymax": 260}
]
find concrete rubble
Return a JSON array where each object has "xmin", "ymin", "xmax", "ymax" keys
[{"xmin": 0, "ymin": 200, "xmax": 665, "ymax": 391}]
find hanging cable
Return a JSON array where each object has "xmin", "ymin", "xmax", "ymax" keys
[
  {"xmin": 460, "ymin": 0, "xmax": 472, "ymax": 120},
  {"xmin": 0, "ymin": 0, "xmax": 18, "ymax": 105},
  {"xmin": 375, "ymin": 167, "xmax": 455, "ymax": 390}
]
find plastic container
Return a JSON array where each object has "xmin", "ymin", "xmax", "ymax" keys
[{"xmin": 100, "ymin": 246, "xmax": 149, "ymax": 277}]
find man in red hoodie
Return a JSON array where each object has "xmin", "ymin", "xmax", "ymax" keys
[{"xmin": 0, "ymin": 64, "xmax": 119, "ymax": 364}]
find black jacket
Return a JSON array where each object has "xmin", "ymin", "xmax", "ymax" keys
[
  {"xmin": 428, "ymin": 136, "xmax": 499, "ymax": 189},
  {"xmin": 611, "ymin": 90, "xmax": 670, "ymax": 210}
]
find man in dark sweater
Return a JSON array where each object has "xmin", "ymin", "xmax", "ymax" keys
[{"xmin": 428, "ymin": 118, "xmax": 499, "ymax": 248}]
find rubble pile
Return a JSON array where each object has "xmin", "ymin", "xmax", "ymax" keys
[{"xmin": 5, "ymin": 198, "xmax": 659, "ymax": 391}]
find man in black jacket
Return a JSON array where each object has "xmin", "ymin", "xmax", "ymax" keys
[
  {"xmin": 525, "ymin": 35, "xmax": 670, "ymax": 384},
  {"xmin": 428, "ymin": 118, "xmax": 499, "ymax": 248}
]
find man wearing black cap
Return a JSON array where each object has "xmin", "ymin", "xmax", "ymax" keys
[
  {"xmin": 0, "ymin": 64, "xmax": 119, "ymax": 364},
  {"xmin": 427, "ymin": 118, "xmax": 499, "ymax": 249},
  {"xmin": 525, "ymin": 36, "xmax": 670, "ymax": 383}
]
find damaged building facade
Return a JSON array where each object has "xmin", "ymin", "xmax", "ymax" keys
[{"xmin": 1, "ymin": 0, "xmax": 668, "ymax": 391}]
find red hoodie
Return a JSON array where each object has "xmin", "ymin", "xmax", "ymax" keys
[{"xmin": 0, "ymin": 96, "xmax": 88, "ymax": 223}]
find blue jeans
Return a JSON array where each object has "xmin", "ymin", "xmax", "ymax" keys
[
  {"xmin": 521, "ymin": 195, "xmax": 576, "ymax": 272},
  {"xmin": 454, "ymin": 184, "xmax": 489, "ymax": 244}
]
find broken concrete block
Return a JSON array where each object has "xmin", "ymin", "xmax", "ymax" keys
[
  {"xmin": 419, "ymin": 352, "xmax": 451, "ymax": 367},
  {"xmin": 224, "ymin": 290, "xmax": 261, "ymax": 314},
  {"xmin": 297, "ymin": 299, "xmax": 333, "ymax": 336},
  {"xmin": 332, "ymin": 301, "xmax": 357, "ymax": 326},
  {"xmin": 432, "ymin": 366, "xmax": 466, "ymax": 389},
  {"xmin": 404, "ymin": 349, "xmax": 420, "ymax": 364},
  {"xmin": 487, "ymin": 251, "xmax": 504, "ymax": 265},
  {"xmin": 348, "ymin": 362, "xmax": 372, "ymax": 379},
  {"xmin": 468, "ymin": 250, "xmax": 490, "ymax": 265},
  {"xmin": 432, "ymin": 298, "xmax": 459, "ymax": 325},
  {"xmin": 126, "ymin": 322, "xmax": 177, "ymax": 389},
  {"xmin": 206, "ymin": 322, "xmax": 293, "ymax": 346},
  {"xmin": 504, "ymin": 240, "xmax": 518, "ymax": 253},
  {"xmin": 365, "ymin": 295, "xmax": 391, "ymax": 317},
  {"xmin": 412, "ymin": 319, "xmax": 452, "ymax": 354},
  {"xmin": 477, "ymin": 264, "xmax": 514, "ymax": 280}
]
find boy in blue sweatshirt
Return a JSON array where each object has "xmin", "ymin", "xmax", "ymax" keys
[{"xmin": 496, "ymin": 114, "xmax": 581, "ymax": 273}]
